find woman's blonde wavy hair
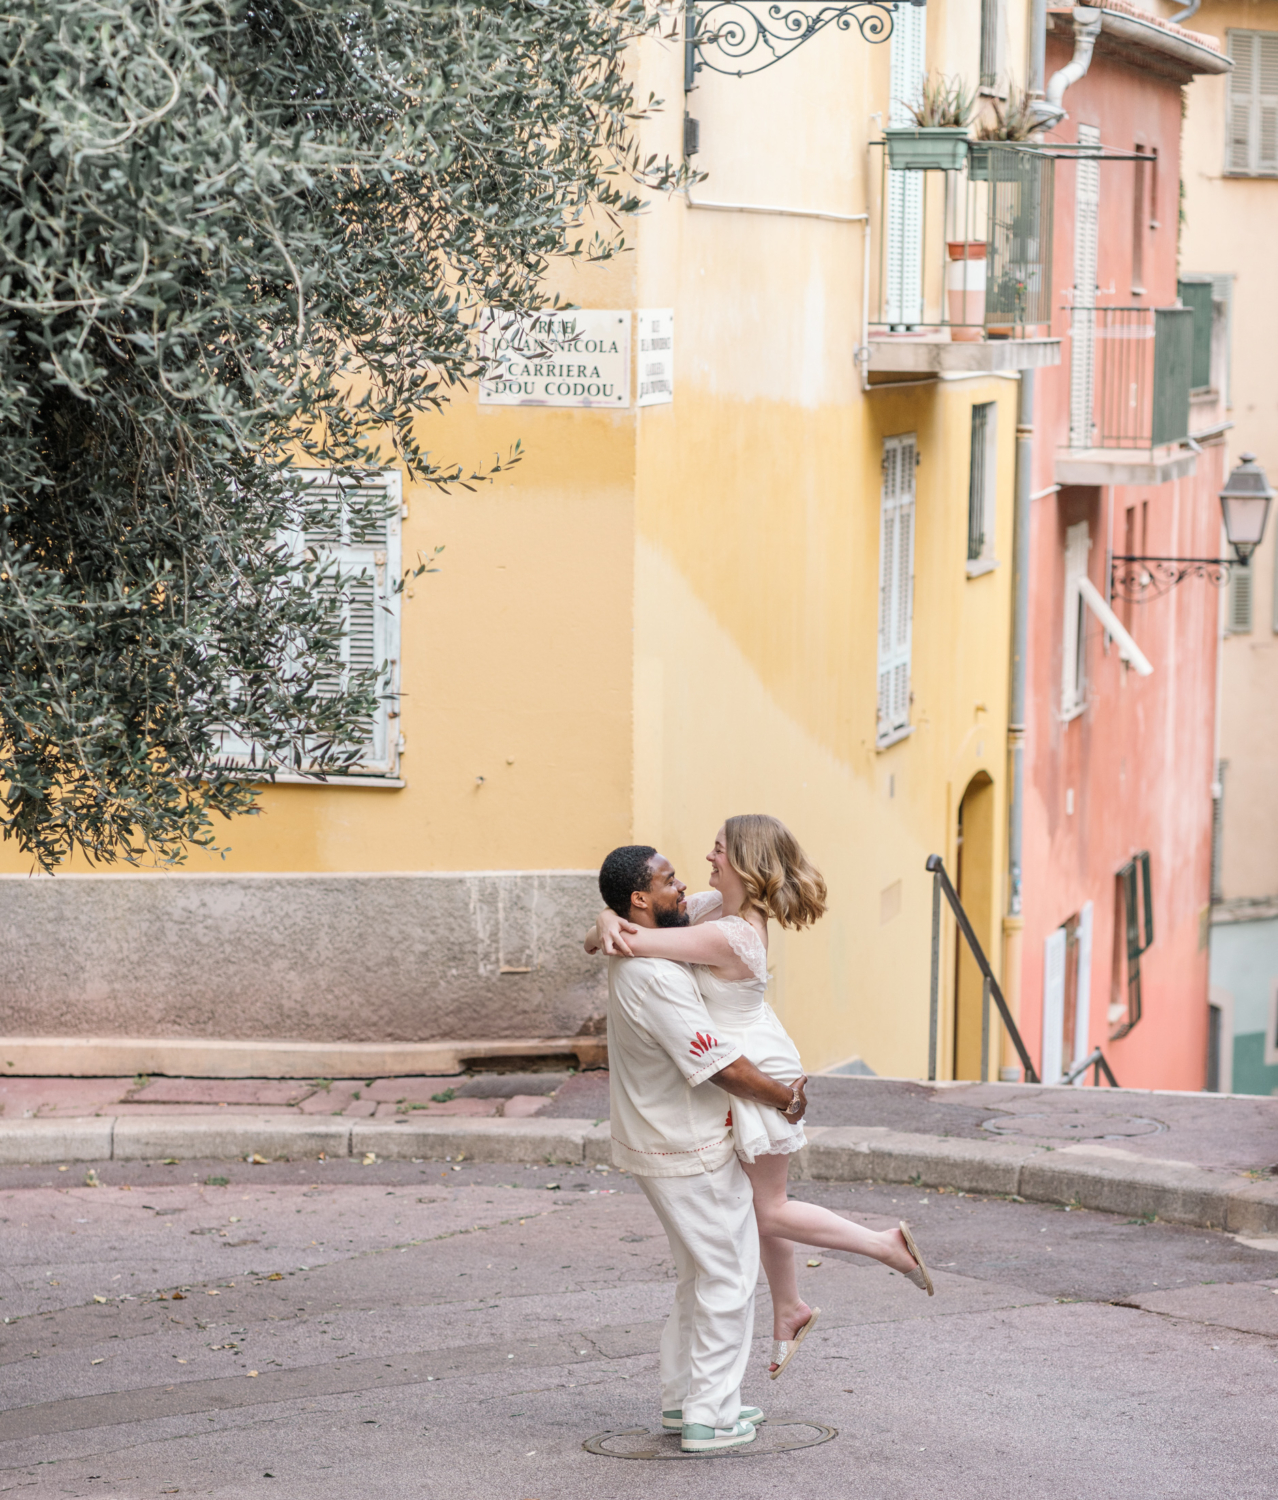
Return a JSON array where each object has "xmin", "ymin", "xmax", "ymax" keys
[{"xmin": 724, "ymin": 814, "xmax": 827, "ymax": 930}]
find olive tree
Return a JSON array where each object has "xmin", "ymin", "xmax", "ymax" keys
[{"xmin": 0, "ymin": 0, "xmax": 674, "ymax": 868}]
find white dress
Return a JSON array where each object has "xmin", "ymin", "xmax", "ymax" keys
[{"xmin": 686, "ymin": 890, "xmax": 807, "ymax": 1164}]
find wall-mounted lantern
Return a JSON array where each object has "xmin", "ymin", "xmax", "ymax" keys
[
  {"xmin": 1110, "ymin": 452, "xmax": 1274, "ymax": 601},
  {"xmin": 1218, "ymin": 452, "xmax": 1274, "ymax": 564}
]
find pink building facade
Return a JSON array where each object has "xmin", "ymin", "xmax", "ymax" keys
[{"xmin": 1016, "ymin": 14, "xmax": 1229, "ymax": 1090}]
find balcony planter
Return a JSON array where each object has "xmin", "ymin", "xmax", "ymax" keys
[
  {"xmin": 885, "ymin": 126, "xmax": 969, "ymax": 171},
  {"xmin": 946, "ymin": 241, "xmax": 987, "ymax": 341}
]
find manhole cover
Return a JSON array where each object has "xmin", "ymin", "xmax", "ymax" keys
[
  {"xmin": 583, "ymin": 1421, "xmax": 837, "ymax": 1460},
  {"xmin": 982, "ymin": 1112, "xmax": 1166, "ymax": 1142}
]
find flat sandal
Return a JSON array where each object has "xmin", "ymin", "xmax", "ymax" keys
[
  {"xmin": 769, "ymin": 1307, "xmax": 821, "ymax": 1380},
  {"xmin": 899, "ymin": 1221, "xmax": 934, "ymax": 1296}
]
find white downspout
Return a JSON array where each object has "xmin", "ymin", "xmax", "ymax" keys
[{"xmin": 1033, "ymin": 7, "xmax": 1104, "ymax": 129}]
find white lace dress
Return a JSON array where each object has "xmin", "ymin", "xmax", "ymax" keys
[{"xmin": 686, "ymin": 890, "xmax": 807, "ymax": 1164}]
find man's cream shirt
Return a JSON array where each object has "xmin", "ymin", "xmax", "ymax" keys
[{"xmin": 606, "ymin": 953, "xmax": 743, "ymax": 1177}]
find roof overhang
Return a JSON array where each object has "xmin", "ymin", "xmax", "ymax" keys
[{"xmin": 1048, "ymin": 5, "xmax": 1231, "ymax": 84}]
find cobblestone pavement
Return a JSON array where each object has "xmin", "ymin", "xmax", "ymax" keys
[{"xmin": 3, "ymin": 1156, "xmax": 1278, "ymax": 1498}]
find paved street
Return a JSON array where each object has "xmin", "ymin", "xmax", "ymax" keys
[{"xmin": 4, "ymin": 1155, "xmax": 1278, "ymax": 1498}]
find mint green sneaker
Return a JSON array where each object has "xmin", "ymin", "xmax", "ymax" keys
[
  {"xmin": 680, "ymin": 1418, "xmax": 756, "ymax": 1453},
  {"xmin": 663, "ymin": 1406, "xmax": 764, "ymax": 1431}
]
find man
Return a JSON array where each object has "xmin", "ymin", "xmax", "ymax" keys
[{"xmin": 596, "ymin": 844, "xmax": 808, "ymax": 1454}]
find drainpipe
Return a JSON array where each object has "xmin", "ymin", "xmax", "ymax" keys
[
  {"xmin": 1002, "ymin": 2, "xmax": 1056, "ymax": 1081},
  {"xmin": 1168, "ymin": 0, "xmax": 1201, "ymax": 22},
  {"xmin": 1032, "ymin": 6, "xmax": 1104, "ymax": 129}
]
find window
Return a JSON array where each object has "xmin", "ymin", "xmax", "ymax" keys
[
  {"xmin": 1227, "ymin": 30, "xmax": 1278, "ymax": 176},
  {"xmin": 877, "ymin": 434, "xmax": 916, "ymax": 745},
  {"xmin": 979, "ymin": 0, "xmax": 1001, "ymax": 90},
  {"xmin": 1110, "ymin": 852, "xmax": 1153, "ymax": 1040},
  {"xmin": 967, "ymin": 403, "xmax": 997, "ymax": 568},
  {"xmin": 219, "ymin": 469, "xmax": 403, "ymax": 781},
  {"xmin": 1227, "ymin": 561, "xmax": 1254, "ymax": 634},
  {"xmin": 1061, "ymin": 520, "xmax": 1090, "ymax": 718}
]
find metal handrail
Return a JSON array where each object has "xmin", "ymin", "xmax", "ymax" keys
[
  {"xmin": 926, "ymin": 854, "xmax": 1039, "ymax": 1084},
  {"xmin": 926, "ymin": 853, "xmax": 1121, "ymax": 1089},
  {"xmin": 1063, "ymin": 1046, "xmax": 1119, "ymax": 1088}
]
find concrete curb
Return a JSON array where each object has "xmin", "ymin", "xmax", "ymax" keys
[
  {"xmin": 794, "ymin": 1126, "xmax": 1278, "ymax": 1233},
  {"xmin": 2, "ymin": 1114, "xmax": 1276, "ymax": 1233}
]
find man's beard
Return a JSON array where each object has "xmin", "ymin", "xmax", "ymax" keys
[{"xmin": 654, "ymin": 905, "xmax": 690, "ymax": 929}]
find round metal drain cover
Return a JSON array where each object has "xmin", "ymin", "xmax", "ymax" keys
[
  {"xmin": 982, "ymin": 1111, "xmax": 1165, "ymax": 1141},
  {"xmin": 583, "ymin": 1420, "xmax": 837, "ymax": 1460}
]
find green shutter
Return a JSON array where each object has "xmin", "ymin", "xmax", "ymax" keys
[
  {"xmin": 1178, "ymin": 276, "xmax": 1214, "ymax": 392},
  {"xmin": 1151, "ymin": 307, "xmax": 1193, "ymax": 446}
]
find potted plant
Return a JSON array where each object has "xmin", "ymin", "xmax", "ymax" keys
[
  {"xmin": 886, "ymin": 74, "xmax": 975, "ymax": 171},
  {"xmin": 969, "ymin": 83, "xmax": 1040, "ymax": 179}
]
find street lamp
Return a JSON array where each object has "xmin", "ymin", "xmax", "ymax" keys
[
  {"xmin": 1111, "ymin": 452, "xmax": 1275, "ymax": 601},
  {"xmin": 1219, "ymin": 452, "xmax": 1274, "ymax": 565}
]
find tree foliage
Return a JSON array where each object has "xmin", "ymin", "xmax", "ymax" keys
[{"xmin": 0, "ymin": 0, "xmax": 673, "ymax": 869}]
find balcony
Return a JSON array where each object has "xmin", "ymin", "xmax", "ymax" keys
[
  {"xmin": 865, "ymin": 140, "xmax": 1062, "ymax": 375},
  {"xmin": 1056, "ymin": 305, "xmax": 1196, "ymax": 486}
]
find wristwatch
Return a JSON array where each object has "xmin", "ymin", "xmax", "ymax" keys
[{"xmin": 781, "ymin": 1083, "xmax": 803, "ymax": 1118}]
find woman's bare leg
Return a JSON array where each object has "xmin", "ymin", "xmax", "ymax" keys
[
  {"xmin": 757, "ymin": 1227, "xmax": 810, "ymax": 1350},
  {"xmin": 742, "ymin": 1153, "xmax": 920, "ymax": 1274}
]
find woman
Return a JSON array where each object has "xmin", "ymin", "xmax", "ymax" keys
[{"xmin": 588, "ymin": 814, "xmax": 933, "ymax": 1378}]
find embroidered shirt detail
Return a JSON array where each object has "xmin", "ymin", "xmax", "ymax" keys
[
  {"xmin": 689, "ymin": 1031, "xmax": 719, "ymax": 1058},
  {"xmin": 725, "ymin": 1108, "xmax": 733, "ymax": 1128}
]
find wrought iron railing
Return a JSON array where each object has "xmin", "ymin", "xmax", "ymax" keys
[
  {"xmin": 1066, "ymin": 305, "xmax": 1193, "ymax": 450},
  {"xmin": 925, "ymin": 855, "xmax": 1120, "ymax": 1088},
  {"xmin": 869, "ymin": 142, "xmax": 1055, "ymax": 340}
]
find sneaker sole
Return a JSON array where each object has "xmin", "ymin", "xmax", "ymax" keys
[{"xmin": 680, "ymin": 1430, "xmax": 756, "ymax": 1453}]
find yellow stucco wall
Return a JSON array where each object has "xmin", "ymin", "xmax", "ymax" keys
[
  {"xmin": 2, "ymin": 6, "xmax": 1020, "ymax": 1076},
  {"xmin": 1182, "ymin": 0, "xmax": 1278, "ymax": 903}
]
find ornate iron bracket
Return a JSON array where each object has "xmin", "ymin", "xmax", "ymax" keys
[
  {"xmin": 685, "ymin": 1, "xmax": 907, "ymax": 81},
  {"xmin": 1110, "ymin": 554, "xmax": 1235, "ymax": 602}
]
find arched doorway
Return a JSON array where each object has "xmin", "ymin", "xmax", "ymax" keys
[{"xmin": 953, "ymin": 772, "xmax": 995, "ymax": 1080}]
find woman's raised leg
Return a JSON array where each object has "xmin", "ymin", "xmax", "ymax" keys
[{"xmin": 742, "ymin": 1153, "xmax": 921, "ymax": 1273}]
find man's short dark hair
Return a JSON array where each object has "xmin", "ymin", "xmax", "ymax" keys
[{"xmin": 599, "ymin": 845, "xmax": 658, "ymax": 918}]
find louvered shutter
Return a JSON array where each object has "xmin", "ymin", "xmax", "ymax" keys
[
  {"xmin": 1061, "ymin": 520, "xmax": 1090, "ymax": 717},
  {"xmin": 218, "ymin": 470, "xmax": 402, "ymax": 777},
  {"xmin": 877, "ymin": 435, "xmax": 916, "ymax": 742},
  {"xmin": 298, "ymin": 471, "xmax": 402, "ymax": 775},
  {"xmin": 1069, "ymin": 125, "xmax": 1100, "ymax": 451},
  {"xmin": 1228, "ymin": 31, "xmax": 1278, "ymax": 175},
  {"xmin": 1042, "ymin": 926, "xmax": 1067, "ymax": 1084},
  {"xmin": 1071, "ymin": 900, "xmax": 1094, "ymax": 1078},
  {"xmin": 1228, "ymin": 561, "xmax": 1254, "ymax": 634},
  {"xmin": 886, "ymin": 3, "xmax": 926, "ymax": 328}
]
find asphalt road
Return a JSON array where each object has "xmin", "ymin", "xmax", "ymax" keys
[{"xmin": 4, "ymin": 1155, "xmax": 1278, "ymax": 1498}]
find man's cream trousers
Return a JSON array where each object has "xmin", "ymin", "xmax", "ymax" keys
[{"xmin": 637, "ymin": 1154, "xmax": 760, "ymax": 1429}]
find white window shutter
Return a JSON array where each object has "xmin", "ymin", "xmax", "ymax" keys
[
  {"xmin": 878, "ymin": 435, "xmax": 916, "ymax": 742},
  {"xmin": 300, "ymin": 470, "xmax": 402, "ymax": 776},
  {"xmin": 1228, "ymin": 31, "xmax": 1278, "ymax": 175},
  {"xmin": 1069, "ymin": 126, "xmax": 1100, "ymax": 450},
  {"xmin": 1228, "ymin": 31, "xmax": 1256, "ymax": 174},
  {"xmin": 1061, "ymin": 520, "xmax": 1090, "ymax": 717},
  {"xmin": 1260, "ymin": 35, "xmax": 1278, "ymax": 171},
  {"xmin": 1042, "ymin": 926, "xmax": 1067, "ymax": 1084},
  {"xmin": 1072, "ymin": 900, "xmax": 1094, "ymax": 1078},
  {"xmin": 886, "ymin": 3, "xmax": 926, "ymax": 328},
  {"xmin": 218, "ymin": 469, "xmax": 402, "ymax": 778}
]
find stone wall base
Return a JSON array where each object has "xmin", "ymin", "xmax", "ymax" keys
[{"xmin": 0, "ymin": 870, "xmax": 608, "ymax": 1050}]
